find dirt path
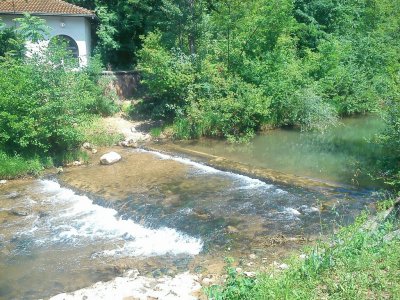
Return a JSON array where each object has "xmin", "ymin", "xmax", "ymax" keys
[{"xmin": 101, "ymin": 116, "xmax": 153, "ymax": 145}]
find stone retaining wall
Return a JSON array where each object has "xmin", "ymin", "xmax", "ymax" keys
[{"xmin": 102, "ymin": 71, "xmax": 140, "ymax": 100}]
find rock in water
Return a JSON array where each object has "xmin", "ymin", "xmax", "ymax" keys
[
  {"xmin": 10, "ymin": 208, "xmax": 29, "ymax": 217},
  {"xmin": 100, "ymin": 152, "xmax": 122, "ymax": 165}
]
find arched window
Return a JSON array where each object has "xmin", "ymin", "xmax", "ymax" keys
[{"xmin": 49, "ymin": 35, "xmax": 79, "ymax": 59}]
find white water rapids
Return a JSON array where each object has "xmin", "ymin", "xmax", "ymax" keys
[{"xmin": 34, "ymin": 180, "xmax": 203, "ymax": 257}]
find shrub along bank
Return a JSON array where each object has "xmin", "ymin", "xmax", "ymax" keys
[
  {"xmin": 0, "ymin": 16, "xmax": 117, "ymax": 178},
  {"xmin": 135, "ymin": 0, "xmax": 399, "ymax": 141}
]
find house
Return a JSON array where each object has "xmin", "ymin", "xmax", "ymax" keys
[{"xmin": 0, "ymin": 0, "xmax": 95, "ymax": 67}]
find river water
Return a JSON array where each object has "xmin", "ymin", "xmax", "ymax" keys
[
  {"xmin": 0, "ymin": 116, "xmax": 385, "ymax": 299},
  {"xmin": 173, "ymin": 116, "xmax": 384, "ymax": 188}
]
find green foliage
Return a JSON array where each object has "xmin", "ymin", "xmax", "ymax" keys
[
  {"xmin": 0, "ymin": 39, "xmax": 116, "ymax": 163},
  {"xmin": 137, "ymin": 31, "xmax": 196, "ymax": 119},
  {"xmin": 376, "ymin": 199, "xmax": 396, "ymax": 212},
  {"xmin": 14, "ymin": 13, "xmax": 49, "ymax": 42},
  {"xmin": 174, "ymin": 74, "xmax": 270, "ymax": 141},
  {"xmin": 0, "ymin": 19, "xmax": 25, "ymax": 58},
  {"xmin": 138, "ymin": 31, "xmax": 271, "ymax": 141},
  {"xmin": 376, "ymin": 98, "xmax": 400, "ymax": 188},
  {"xmin": 210, "ymin": 212, "xmax": 400, "ymax": 299},
  {"xmin": 77, "ymin": 116, "xmax": 124, "ymax": 147},
  {"xmin": 150, "ymin": 127, "xmax": 163, "ymax": 138},
  {"xmin": 206, "ymin": 257, "xmax": 255, "ymax": 300},
  {"xmin": 0, "ymin": 152, "xmax": 43, "ymax": 179},
  {"xmin": 94, "ymin": 5, "xmax": 120, "ymax": 62}
]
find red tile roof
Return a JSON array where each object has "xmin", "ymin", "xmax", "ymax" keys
[{"xmin": 0, "ymin": 0, "xmax": 94, "ymax": 17}]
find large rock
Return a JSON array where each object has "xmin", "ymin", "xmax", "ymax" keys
[
  {"xmin": 49, "ymin": 270, "xmax": 201, "ymax": 300},
  {"xmin": 100, "ymin": 152, "xmax": 122, "ymax": 165}
]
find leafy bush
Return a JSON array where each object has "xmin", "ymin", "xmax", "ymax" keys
[
  {"xmin": 174, "ymin": 73, "xmax": 270, "ymax": 141},
  {"xmin": 138, "ymin": 32, "xmax": 271, "ymax": 141},
  {"xmin": 0, "ymin": 19, "xmax": 25, "ymax": 58},
  {"xmin": 137, "ymin": 31, "xmax": 195, "ymax": 119},
  {"xmin": 206, "ymin": 257, "xmax": 255, "ymax": 300},
  {"xmin": 376, "ymin": 98, "xmax": 400, "ymax": 188},
  {"xmin": 0, "ymin": 48, "xmax": 116, "ymax": 159}
]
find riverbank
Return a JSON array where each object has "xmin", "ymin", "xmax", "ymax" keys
[
  {"xmin": 208, "ymin": 201, "xmax": 400, "ymax": 299},
  {"xmin": 0, "ymin": 114, "xmax": 154, "ymax": 180}
]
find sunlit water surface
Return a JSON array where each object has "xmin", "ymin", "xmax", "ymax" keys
[{"xmin": 0, "ymin": 117, "xmax": 384, "ymax": 299}]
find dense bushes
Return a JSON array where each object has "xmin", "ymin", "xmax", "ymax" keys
[
  {"xmin": 136, "ymin": 0, "xmax": 398, "ymax": 142},
  {"xmin": 0, "ymin": 25, "xmax": 25, "ymax": 58},
  {"xmin": 138, "ymin": 32, "xmax": 271, "ymax": 141},
  {"xmin": 0, "ymin": 54, "xmax": 116, "ymax": 158},
  {"xmin": 0, "ymin": 15, "xmax": 117, "ymax": 172}
]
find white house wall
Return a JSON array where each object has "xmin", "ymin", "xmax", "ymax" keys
[{"xmin": 1, "ymin": 14, "xmax": 91, "ymax": 66}]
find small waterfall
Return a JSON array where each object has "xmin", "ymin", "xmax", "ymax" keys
[{"xmin": 37, "ymin": 180, "xmax": 203, "ymax": 257}]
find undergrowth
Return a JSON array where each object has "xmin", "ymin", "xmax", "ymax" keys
[
  {"xmin": 77, "ymin": 116, "xmax": 124, "ymax": 147},
  {"xmin": 0, "ymin": 152, "xmax": 44, "ymax": 179},
  {"xmin": 207, "ymin": 211, "xmax": 400, "ymax": 299}
]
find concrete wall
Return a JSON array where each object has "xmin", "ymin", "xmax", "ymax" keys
[{"xmin": 1, "ymin": 14, "xmax": 92, "ymax": 66}]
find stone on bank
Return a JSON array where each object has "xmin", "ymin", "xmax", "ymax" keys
[{"xmin": 100, "ymin": 152, "xmax": 122, "ymax": 165}]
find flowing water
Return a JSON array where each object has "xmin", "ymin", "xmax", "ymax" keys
[
  {"xmin": 172, "ymin": 116, "xmax": 385, "ymax": 188},
  {"xmin": 0, "ymin": 116, "xmax": 385, "ymax": 299}
]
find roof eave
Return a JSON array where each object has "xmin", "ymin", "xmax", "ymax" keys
[{"xmin": 0, "ymin": 11, "xmax": 96, "ymax": 18}]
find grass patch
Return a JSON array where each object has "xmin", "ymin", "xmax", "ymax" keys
[
  {"xmin": 207, "ymin": 212, "xmax": 400, "ymax": 299},
  {"xmin": 77, "ymin": 116, "xmax": 124, "ymax": 147},
  {"xmin": 376, "ymin": 198, "xmax": 397, "ymax": 212},
  {"xmin": 150, "ymin": 126, "xmax": 163, "ymax": 137},
  {"xmin": 0, "ymin": 152, "xmax": 43, "ymax": 179}
]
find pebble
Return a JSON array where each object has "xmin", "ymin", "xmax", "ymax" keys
[
  {"xmin": 0, "ymin": 180, "xmax": 7, "ymax": 184},
  {"xmin": 201, "ymin": 277, "xmax": 214, "ymax": 286},
  {"xmin": 243, "ymin": 272, "xmax": 256, "ymax": 278},
  {"xmin": 82, "ymin": 142, "xmax": 92, "ymax": 150},
  {"xmin": 235, "ymin": 267, "xmax": 243, "ymax": 274},
  {"xmin": 299, "ymin": 254, "xmax": 307, "ymax": 260},
  {"xmin": 226, "ymin": 226, "xmax": 239, "ymax": 233},
  {"xmin": 120, "ymin": 140, "xmax": 138, "ymax": 148},
  {"xmin": 279, "ymin": 263, "xmax": 289, "ymax": 270},
  {"xmin": 10, "ymin": 208, "xmax": 29, "ymax": 217},
  {"xmin": 249, "ymin": 253, "xmax": 257, "ymax": 260},
  {"xmin": 7, "ymin": 192, "xmax": 19, "ymax": 199}
]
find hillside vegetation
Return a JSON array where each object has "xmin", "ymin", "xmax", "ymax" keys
[{"xmin": 66, "ymin": 0, "xmax": 400, "ymax": 187}]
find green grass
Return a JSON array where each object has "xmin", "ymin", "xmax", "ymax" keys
[
  {"xmin": 0, "ymin": 116, "xmax": 125, "ymax": 179},
  {"xmin": 207, "ymin": 212, "xmax": 400, "ymax": 300},
  {"xmin": 0, "ymin": 152, "xmax": 43, "ymax": 179},
  {"xmin": 77, "ymin": 116, "xmax": 124, "ymax": 147},
  {"xmin": 150, "ymin": 126, "xmax": 163, "ymax": 137}
]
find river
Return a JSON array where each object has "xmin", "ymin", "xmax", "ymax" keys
[{"xmin": 0, "ymin": 116, "xmax": 385, "ymax": 299}]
